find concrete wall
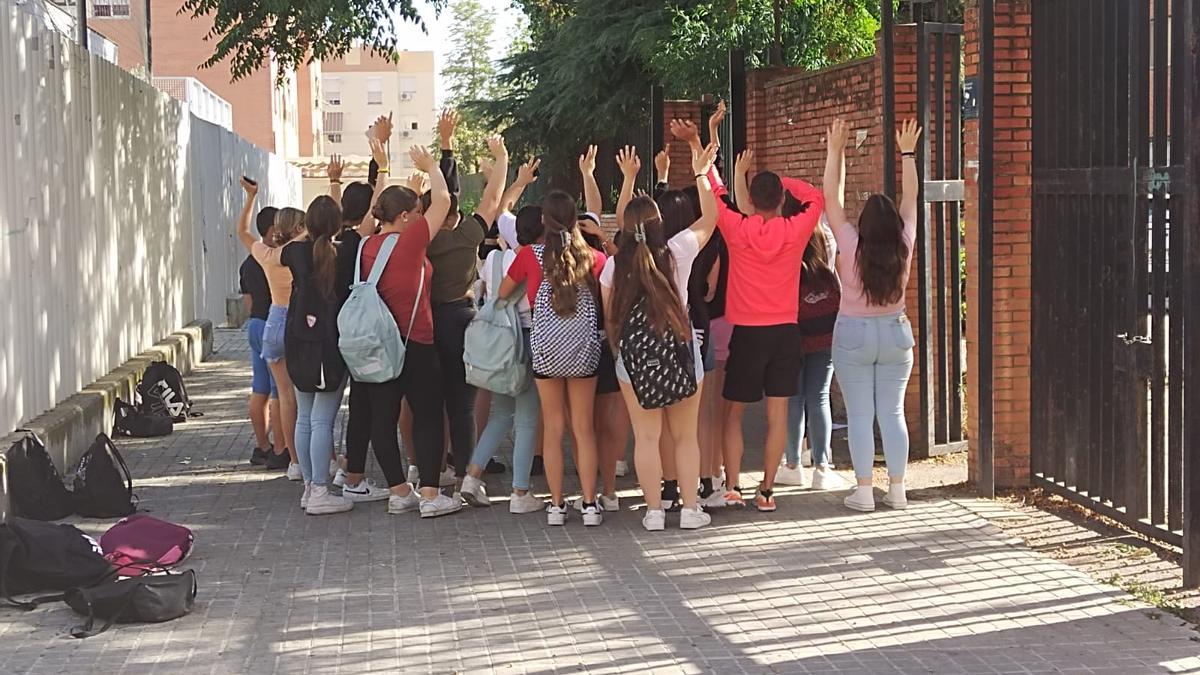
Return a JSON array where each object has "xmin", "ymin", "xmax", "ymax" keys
[{"xmin": 0, "ymin": 0, "xmax": 300, "ymax": 437}]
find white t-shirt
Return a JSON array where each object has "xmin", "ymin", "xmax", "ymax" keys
[
  {"xmin": 481, "ymin": 249, "xmax": 532, "ymax": 327},
  {"xmin": 599, "ymin": 228, "xmax": 703, "ymax": 310}
]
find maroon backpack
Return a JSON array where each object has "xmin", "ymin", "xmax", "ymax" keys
[{"xmin": 99, "ymin": 515, "xmax": 193, "ymax": 577}]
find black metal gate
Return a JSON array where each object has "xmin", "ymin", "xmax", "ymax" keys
[{"xmin": 1030, "ymin": 0, "xmax": 1200, "ymax": 580}]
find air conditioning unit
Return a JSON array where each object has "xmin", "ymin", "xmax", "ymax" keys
[{"xmin": 400, "ymin": 92, "xmax": 413, "ymax": 102}]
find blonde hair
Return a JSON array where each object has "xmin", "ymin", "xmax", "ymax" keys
[{"xmin": 272, "ymin": 207, "xmax": 305, "ymax": 246}]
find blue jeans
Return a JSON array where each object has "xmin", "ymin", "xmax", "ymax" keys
[
  {"xmin": 832, "ymin": 313, "xmax": 915, "ymax": 479},
  {"xmin": 785, "ymin": 349, "xmax": 834, "ymax": 467},
  {"xmin": 246, "ymin": 318, "xmax": 278, "ymax": 398},
  {"xmin": 470, "ymin": 384, "xmax": 540, "ymax": 491},
  {"xmin": 295, "ymin": 382, "xmax": 346, "ymax": 485}
]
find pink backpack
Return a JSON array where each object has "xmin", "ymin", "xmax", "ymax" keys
[{"xmin": 99, "ymin": 514, "xmax": 194, "ymax": 577}]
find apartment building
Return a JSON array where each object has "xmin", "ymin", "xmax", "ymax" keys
[{"xmin": 320, "ymin": 48, "xmax": 437, "ymax": 168}]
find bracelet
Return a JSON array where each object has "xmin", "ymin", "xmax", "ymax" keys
[
  {"xmin": 377, "ymin": 168, "xmax": 390, "ymax": 174},
  {"xmin": 329, "ymin": 180, "xmax": 342, "ymax": 185},
  {"xmin": 695, "ymin": 174, "xmax": 708, "ymax": 180},
  {"xmin": 901, "ymin": 152, "xmax": 915, "ymax": 158}
]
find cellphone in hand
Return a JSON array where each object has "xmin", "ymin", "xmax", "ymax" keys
[{"xmin": 242, "ymin": 176, "xmax": 257, "ymax": 187}]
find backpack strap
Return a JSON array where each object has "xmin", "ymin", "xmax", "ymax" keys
[
  {"xmin": 401, "ymin": 262, "xmax": 425, "ymax": 347},
  {"xmin": 488, "ymin": 250, "xmax": 504, "ymax": 302},
  {"xmin": 101, "ymin": 435, "xmax": 137, "ymax": 510},
  {"xmin": 364, "ymin": 234, "xmax": 401, "ymax": 286}
]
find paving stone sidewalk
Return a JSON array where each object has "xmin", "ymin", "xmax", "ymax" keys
[{"xmin": 2, "ymin": 329, "xmax": 1198, "ymax": 674}]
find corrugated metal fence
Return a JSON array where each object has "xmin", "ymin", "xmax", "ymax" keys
[{"xmin": 0, "ymin": 1, "xmax": 301, "ymax": 433}]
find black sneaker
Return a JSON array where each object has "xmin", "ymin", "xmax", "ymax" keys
[
  {"xmin": 531, "ymin": 455, "xmax": 545, "ymax": 476},
  {"xmin": 485, "ymin": 457, "xmax": 506, "ymax": 474},
  {"xmin": 661, "ymin": 481, "xmax": 681, "ymax": 512},
  {"xmin": 250, "ymin": 445, "xmax": 271, "ymax": 466},
  {"xmin": 265, "ymin": 449, "xmax": 290, "ymax": 471}
]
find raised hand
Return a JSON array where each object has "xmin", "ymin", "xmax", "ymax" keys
[
  {"xmin": 487, "ymin": 135, "xmax": 508, "ymax": 161},
  {"xmin": 654, "ymin": 145, "xmax": 670, "ymax": 181},
  {"xmin": 735, "ymin": 148, "xmax": 755, "ymax": 176},
  {"xmin": 897, "ymin": 119, "xmax": 923, "ymax": 154},
  {"xmin": 368, "ymin": 113, "xmax": 394, "ymax": 143},
  {"xmin": 409, "ymin": 145, "xmax": 437, "ymax": 173},
  {"xmin": 438, "ymin": 108, "xmax": 459, "ymax": 148},
  {"xmin": 669, "ymin": 118, "xmax": 701, "ymax": 147},
  {"xmin": 708, "ymin": 100, "xmax": 727, "ymax": 140},
  {"xmin": 517, "ymin": 157, "xmax": 541, "ymax": 185},
  {"xmin": 406, "ymin": 172, "xmax": 428, "ymax": 194},
  {"xmin": 478, "ymin": 156, "xmax": 495, "ymax": 181},
  {"xmin": 827, "ymin": 119, "xmax": 850, "ymax": 152},
  {"xmin": 240, "ymin": 176, "xmax": 259, "ymax": 197},
  {"xmin": 692, "ymin": 142, "xmax": 718, "ymax": 177},
  {"xmin": 616, "ymin": 145, "xmax": 641, "ymax": 180},
  {"xmin": 578, "ymin": 144, "xmax": 598, "ymax": 175},
  {"xmin": 369, "ymin": 138, "xmax": 389, "ymax": 171},
  {"xmin": 326, "ymin": 154, "xmax": 345, "ymax": 182}
]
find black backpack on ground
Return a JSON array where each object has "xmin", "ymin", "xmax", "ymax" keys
[
  {"xmin": 64, "ymin": 568, "xmax": 197, "ymax": 638},
  {"xmin": 137, "ymin": 361, "xmax": 192, "ymax": 423},
  {"xmin": 5, "ymin": 432, "xmax": 75, "ymax": 521},
  {"xmin": 0, "ymin": 518, "xmax": 113, "ymax": 606},
  {"xmin": 72, "ymin": 435, "xmax": 136, "ymax": 519},
  {"xmin": 617, "ymin": 299, "xmax": 698, "ymax": 410},
  {"xmin": 286, "ymin": 268, "xmax": 348, "ymax": 393},
  {"xmin": 112, "ymin": 398, "xmax": 173, "ymax": 438}
]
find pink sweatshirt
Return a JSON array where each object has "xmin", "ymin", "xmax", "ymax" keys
[
  {"xmin": 710, "ymin": 167, "xmax": 825, "ymax": 326},
  {"xmin": 831, "ymin": 215, "xmax": 917, "ymax": 317}
]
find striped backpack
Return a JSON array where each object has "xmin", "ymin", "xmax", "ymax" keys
[{"xmin": 529, "ymin": 245, "xmax": 602, "ymax": 378}]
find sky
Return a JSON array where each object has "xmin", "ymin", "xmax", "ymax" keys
[{"xmin": 393, "ymin": 0, "xmax": 525, "ymax": 104}]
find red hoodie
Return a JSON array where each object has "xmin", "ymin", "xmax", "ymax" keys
[{"xmin": 709, "ymin": 167, "xmax": 825, "ymax": 326}]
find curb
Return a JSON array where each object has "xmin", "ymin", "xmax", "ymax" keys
[{"xmin": 1, "ymin": 319, "xmax": 214, "ymax": 475}]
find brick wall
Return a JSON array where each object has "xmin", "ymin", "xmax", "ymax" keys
[{"xmin": 964, "ymin": 0, "xmax": 1034, "ymax": 487}]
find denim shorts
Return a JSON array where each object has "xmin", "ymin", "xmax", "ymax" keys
[
  {"xmin": 246, "ymin": 318, "xmax": 278, "ymax": 398},
  {"xmin": 261, "ymin": 304, "xmax": 288, "ymax": 364}
]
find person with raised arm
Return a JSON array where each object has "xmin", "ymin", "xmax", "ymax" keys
[
  {"xmin": 235, "ymin": 178, "xmax": 306, "ymax": 481},
  {"xmin": 239, "ymin": 205, "xmax": 286, "ymax": 470},
  {"xmin": 700, "ymin": 125, "xmax": 826, "ymax": 512},
  {"xmin": 824, "ymin": 118, "xmax": 922, "ymax": 512},
  {"xmin": 600, "ymin": 143, "xmax": 720, "ymax": 531}
]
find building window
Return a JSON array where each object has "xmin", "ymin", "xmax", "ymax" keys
[
  {"xmin": 324, "ymin": 111, "xmax": 343, "ymax": 144},
  {"xmin": 93, "ymin": 0, "xmax": 131, "ymax": 17},
  {"xmin": 411, "ymin": 122, "xmax": 419, "ymax": 130},
  {"xmin": 323, "ymin": 77, "xmax": 341, "ymax": 106},
  {"xmin": 399, "ymin": 77, "xmax": 416, "ymax": 102},
  {"xmin": 366, "ymin": 77, "xmax": 383, "ymax": 105}
]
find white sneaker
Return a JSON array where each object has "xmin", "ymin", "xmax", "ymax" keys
[
  {"xmin": 388, "ymin": 489, "xmax": 420, "ymax": 514},
  {"xmin": 844, "ymin": 486, "xmax": 876, "ymax": 512},
  {"xmin": 420, "ymin": 492, "xmax": 463, "ymax": 518},
  {"xmin": 342, "ymin": 478, "xmax": 391, "ymax": 503},
  {"xmin": 407, "ymin": 465, "xmax": 420, "ymax": 486},
  {"xmin": 461, "ymin": 475, "xmax": 491, "ymax": 507},
  {"xmin": 286, "ymin": 463, "xmax": 303, "ymax": 481},
  {"xmin": 581, "ymin": 503, "xmax": 604, "ymax": 526},
  {"xmin": 615, "ymin": 460, "xmax": 630, "ymax": 477},
  {"xmin": 642, "ymin": 508, "xmax": 666, "ymax": 531},
  {"xmin": 306, "ymin": 485, "xmax": 353, "ymax": 515},
  {"xmin": 332, "ymin": 468, "xmax": 347, "ymax": 487},
  {"xmin": 439, "ymin": 467, "xmax": 457, "ymax": 487},
  {"xmin": 680, "ymin": 506, "xmax": 711, "ymax": 530},
  {"xmin": 699, "ymin": 490, "xmax": 728, "ymax": 509},
  {"xmin": 299, "ymin": 482, "xmax": 312, "ymax": 510},
  {"xmin": 882, "ymin": 483, "xmax": 908, "ymax": 510},
  {"xmin": 775, "ymin": 463, "xmax": 806, "ymax": 486},
  {"xmin": 547, "ymin": 503, "xmax": 569, "ymax": 526},
  {"xmin": 509, "ymin": 492, "xmax": 543, "ymax": 514},
  {"xmin": 811, "ymin": 465, "xmax": 850, "ymax": 491},
  {"xmin": 329, "ymin": 457, "xmax": 340, "ymax": 479},
  {"xmin": 599, "ymin": 494, "xmax": 620, "ymax": 512}
]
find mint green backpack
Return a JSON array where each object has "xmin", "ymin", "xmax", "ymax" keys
[
  {"xmin": 463, "ymin": 251, "xmax": 530, "ymax": 396},
  {"xmin": 338, "ymin": 234, "xmax": 423, "ymax": 383}
]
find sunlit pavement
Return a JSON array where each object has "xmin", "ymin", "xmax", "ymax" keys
[{"xmin": 2, "ymin": 329, "xmax": 1197, "ymax": 674}]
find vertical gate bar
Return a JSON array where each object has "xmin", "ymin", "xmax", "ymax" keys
[
  {"xmin": 650, "ymin": 85, "xmax": 665, "ymax": 194},
  {"xmin": 1148, "ymin": 0, "xmax": 1170, "ymax": 525},
  {"xmin": 1098, "ymin": 0, "xmax": 1119, "ymax": 505},
  {"xmin": 1080, "ymin": 0, "xmax": 1101, "ymax": 497},
  {"xmin": 1167, "ymin": 0, "xmax": 1187, "ymax": 533},
  {"xmin": 978, "ymin": 0, "xmax": 995, "ymax": 496},
  {"xmin": 949, "ymin": 31, "xmax": 964, "ymax": 443},
  {"xmin": 1067, "ymin": 0, "xmax": 1085, "ymax": 491},
  {"xmin": 933, "ymin": 1, "xmax": 949, "ymax": 446},
  {"xmin": 882, "ymin": 0, "xmax": 896, "ymax": 197},
  {"xmin": 915, "ymin": 4, "xmax": 936, "ymax": 455},
  {"xmin": 1029, "ymin": 0, "xmax": 1047, "ymax": 479},
  {"xmin": 729, "ymin": 49, "xmax": 747, "ymax": 170},
  {"xmin": 1179, "ymin": 0, "xmax": 1200, "ymax": 587}
]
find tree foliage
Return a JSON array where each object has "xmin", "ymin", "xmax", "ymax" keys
[
  {"xmin": 180, "ymin": 0, "xmax": 444, "ymax": 80},
  {"xmin": 441, "ymin": 0, "xmax": 500, "ymax": 171}
]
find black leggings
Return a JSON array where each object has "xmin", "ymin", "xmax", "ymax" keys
[
  {"xmin": 433, "ymin": 299, "xmax": 478, "ymax": 476},
  {"xmin": 345, "ymin": 342, "xmax": 445, "ymax": 489}
]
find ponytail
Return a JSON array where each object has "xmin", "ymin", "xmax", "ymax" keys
[
  {"xmin": 540, "ymin": 191, "xmax": 594, "ymax": 317},
  {"xmin": 304, "ymin": 196, "xmax": 342, "ymax": 299}
]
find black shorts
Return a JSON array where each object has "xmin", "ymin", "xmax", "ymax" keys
[
  {"xmin": 595, "ymin": 342, "xmax": 620, "ymax": 395},
  {"xmin": 723, "ymin": 324, "xmax": 803, "ymax": 402}
]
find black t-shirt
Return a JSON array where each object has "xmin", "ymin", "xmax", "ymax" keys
[
  {"xmin": 239, "ymin": 255, "xmax": 271, "ymax": 321},
  {"xmin": 693, "ymin": 230, "xmax": 729, "ymax": 320},
  {"xmin": 280, "ymin": 230, "xmax": 362, "ymax": 308}
]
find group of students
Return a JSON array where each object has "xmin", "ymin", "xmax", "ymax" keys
[{"xmin": 235, "ymin": 105, "xmax": 923, "ymax": 530}]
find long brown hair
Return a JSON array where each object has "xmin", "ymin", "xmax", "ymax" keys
[
  {"xmin": 608, "ymin": 196, "xmax": 690, "ymax": 347},
  {"xmin": 305, "ymin": 195, "xmax": 342, "ymax": 298},
  {"xmin": 855, "ymin": 194, "xmax": 908, "ymax": 306},
  {"xmin": 540, "ymin": 190, "xmax": 595, "ymax": 317},
  {"xmin": 272, "ymin": 207, "xmax": 305, "ymax": 246},
  {"xmin": 802, "ymin": 225, "xmax": 838, "ymax": 295}
]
